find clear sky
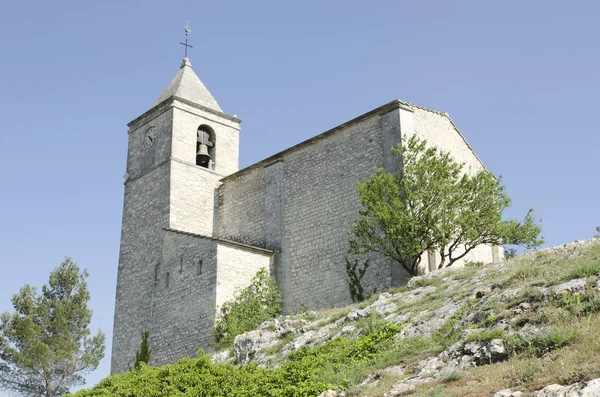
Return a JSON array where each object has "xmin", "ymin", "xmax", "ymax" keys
[{"xmin": 0, "ymin": 0, "xmax": 598, "ymax": 392}]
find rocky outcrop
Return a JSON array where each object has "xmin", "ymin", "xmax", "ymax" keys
[
  {"xmin": 216, "ymin": 239, "xmax": 600, "ymax": 397},
  {"xmin": 495, "ymin": 378, "xmax": 600, "ymax": 396}
]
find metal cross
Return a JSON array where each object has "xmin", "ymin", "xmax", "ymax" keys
[{"xmin": 180, "ymin": 21, "xmax": 193, "ymax": 58}]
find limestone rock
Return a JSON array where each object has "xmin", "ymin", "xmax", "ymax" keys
[
  {"xmin": 233, "ymin": 328, "xmax": 280, "ymax": 365},
  {"xmin": 399, "ymin": 302, "xmax": 460, "ymax": 339},
  {"xmin": 494, "ymin": 378, "xmax": 600, "ymax": 397},
  {"xmin": 535, "ymin": 378, "xmax": 600, "ymax": 396}
]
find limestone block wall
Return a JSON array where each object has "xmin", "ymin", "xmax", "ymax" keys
[
  {"xmin": 411, "ymin": 108, "xmax": 484, "ymax": 176},
  {"xmin": 218, "ymin": 109, "xmax": 400, "ymax": 313},
  {"xmin": 169, "ymin": 161, "xmax": 221, "ymax": 236},
  {"xmin": 215, "ymin": 241, "xmax": 272, "ymax": 310},
  {"xmin": 216, "ymin": 168, "xmax": 266, "ymax": 247},
  {"xmin": 172, "ymin": 101, "xmax": 240, "ymax": 177},
  {"xmin": 126, "ymin": 106, "xmax": 173, "ymax": 179},
  {"xmin": 149, "ymin": 231, "xmax": 217, "ymax": 367},
  {"xmin": 111, "ymin": 163, "xmax": 170, "ymax": 374},
  {"xmin": 281, "ymin": 115, "xmax": 392, "ymax": 311}
]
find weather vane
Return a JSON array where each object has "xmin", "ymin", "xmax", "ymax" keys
[{"xmin": 180, "ymin": 21, "xmax": 193, "ymax": 58}]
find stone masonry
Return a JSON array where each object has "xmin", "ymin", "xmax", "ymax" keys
[{"xmin": 110, "ymin": 57, "xmax": 501, "ymax": 374}]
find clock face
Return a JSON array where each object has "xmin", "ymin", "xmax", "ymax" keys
[{"xmin": 144, "ymin": 126, "xmax": 157, "ymax": 149}]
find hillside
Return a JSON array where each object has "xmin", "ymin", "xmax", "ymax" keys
[{"xmin": 73, "ymin": 238, "xmax": 600, "ymax": 397}]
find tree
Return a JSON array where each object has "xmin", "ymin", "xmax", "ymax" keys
[
  {"xmin": 0, "ymin": 258, "xmax": 105, "ymax": 397},
  {"xmin": 349, "ymin": 135, "xmax": 543, "ymax": 277},
  {"xmin": 133, "ymin": 331, "xmax": 151, "ymax": 369}
]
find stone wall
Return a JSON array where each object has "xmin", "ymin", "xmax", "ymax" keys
[
  {"xmin": 217, "ymin": 167, "xmax": 266, "ymax": 247},
  {"xmin": 169, "ymin": 161, "xmax": 221, "ymax": 236},
  {"xmin": 215, "ymin": 241, "xmax": 273, "ymax": 310},
  {"xmin": 149, "ymin": 231, "xmax": 217, "ymax": 367},
  {"xmin": 171, "ymin": 101, "xmax": 240, "ymax": 178},
  {"xmin": 111, "ymin": 162, "xmax": 171, "ymax": 374},
  {"xmin": 217, "ymin": 102, "xmax": 500, "ymax": 313}
]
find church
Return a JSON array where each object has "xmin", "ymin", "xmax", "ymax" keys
[{"xmin": 110, "ymin": 55, "xmax": 500, "ymax": 374}]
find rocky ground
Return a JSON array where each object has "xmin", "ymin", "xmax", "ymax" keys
[{"xmin": 212, "ymin": 239, "xmax": 600, "ymax": 396}]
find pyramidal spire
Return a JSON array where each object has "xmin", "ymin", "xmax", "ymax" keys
[{"xmin": 152, "ymin": 57, "xmax": 223, "ymax": 112}]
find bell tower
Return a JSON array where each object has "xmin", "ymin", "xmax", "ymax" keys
[{"xmin": 111, "ymin": 50, "xmax": 241, "ymax": 374}]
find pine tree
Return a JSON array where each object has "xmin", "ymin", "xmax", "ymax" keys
[{"xmin": 0, "ymin": 258, "xmax": 105, "ymax": 397}]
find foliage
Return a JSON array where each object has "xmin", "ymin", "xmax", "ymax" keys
[
  {"xmin": 134, "ymin": 331, "xmax": 151, "ymax": 369},
  {"xmin": 0, "ymin": 258, "xmax": 105, "ymax": 397},
  {"xmin": 345, "ymin": 257, "xmax": 370, "ymax": 303},
  {"xmin": 70, "ymin": 323, "xmax": 402, "ymax": 397},
  {"xmin": 213, "ymin": 268, "xmax": 281, "ymax": 348},
  {"xmin": 349, "ymin": 134, "xmax": 543, "ymax": 276},
  {"xmin": 504, "ymin": 247, "xmax": 518, "ymax": 259},
  {"xmin": 594, "ymin": 226, "xmax": 600, "ymax": 238}
]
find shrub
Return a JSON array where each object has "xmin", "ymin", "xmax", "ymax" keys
[
  {"xmin": 132, "ymin": 330, "xmax": 151, "ymax": 370},
  {"xmin": 213, "ymin": 268, "xmax": 281, "ymax": 348},
  {"xmin": 71, "ymin": 324, "xmax": 403, "ymax": 397}
]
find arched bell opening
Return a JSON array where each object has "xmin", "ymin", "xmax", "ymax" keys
[{"xmin": 196, "ymin": 125, "xmax": 216, "ymax": 169}]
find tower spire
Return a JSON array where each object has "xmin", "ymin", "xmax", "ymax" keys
[{"xmin": 179, "ymin": 21, "xmax": 193, "ymax": 58}]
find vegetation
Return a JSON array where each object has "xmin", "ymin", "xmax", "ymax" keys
[
  {"xmin": 345, "ymin": 257, "xmax": 370, "ymax": 303},
  {"xmin": 0, "ymin": 258, "xmax": 105, "ymax": 397},
  {"xmin": 349, "ymin": 135, "xmax": 543, "ymax": 276},
  {"xmin": 70, "ymin": 240, "xmax": 600, "ymax": 397},
  {"xmin": 213, "ymin": 268, "xmax": 282, "ymax": 348},
  {"xmin": 133, "ymin": 331, "xmax": 151, "ymax": 370},
  {"xmin": 70, "ymin": 323, "xmax": 403, "ymax": 397}
]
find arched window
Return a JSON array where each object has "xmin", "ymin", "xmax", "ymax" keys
[{"xmin": 196, "ymin": 125, "xmax": 216, "ymax": 169}]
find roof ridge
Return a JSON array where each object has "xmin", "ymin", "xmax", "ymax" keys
[{"xmin": 397, "ymin": 99, "xmax": 449, "ymax": 118}]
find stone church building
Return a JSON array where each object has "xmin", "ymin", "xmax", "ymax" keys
[{"xmin": 111, "ymin": 57, "xmax": 499, "ymax": 373}]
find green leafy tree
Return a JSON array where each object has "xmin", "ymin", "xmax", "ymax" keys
[
  {"xmin": 594, "ymin": 226, "xmax": 600, "ymax": 238},
  {"xmin": 213, "ymin": 268, "xmax": 281, "ymax": 348},
  {"xmin": 349, "ymin": 135, "xmax": 543, "ymax": 276},
  {"xmin": 134, "ymin": 331, "xmax": 151, "ymax": 369},
  {"xmin": 0, "ymin": 258, "xmax": 105, "ymax": 397}
]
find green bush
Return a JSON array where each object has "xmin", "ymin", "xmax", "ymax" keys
[
  {"xmin": 213, "ymin": 268, "xmax": 282, "ymax": 348},
  {"xmin": 70, "ymin": 323, "xmax": 403, "ymax": 397}
]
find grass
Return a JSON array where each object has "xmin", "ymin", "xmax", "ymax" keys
[
  {"xmin": 348, "ymin": 240, "xmax": 600, "ymax": 397},
  {"xmin": 566, "ymin": 260, "xmax": 600, "ymax": 280},
  {"xmin": 463, "ymin": 328, "xmax": 505, "ymax": 343},
  {"xmin": 409, "ymin": 314, "xmax": 600, "ymax": 396}
]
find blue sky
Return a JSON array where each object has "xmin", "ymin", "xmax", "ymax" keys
[{"xmin": 0, "ymin": 0, "xmax": 598, "ymax": 391}]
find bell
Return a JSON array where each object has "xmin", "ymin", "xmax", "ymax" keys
[{"xmin": 196, "ymin": 144, "xmax": 210, "ymax": 164}]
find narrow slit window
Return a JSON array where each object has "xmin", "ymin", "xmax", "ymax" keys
[
  {"xmin": 197, "ymin": 260, "xmax": 203, "ymax": 275},
  {"xmin": 166, "ymin": 272, "xmax": 170, "ymax": 287}
]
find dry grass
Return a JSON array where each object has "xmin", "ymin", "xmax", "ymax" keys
[{"xmin": 347, "ymin": 240, "xmax": 600, "ymax": 396}]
